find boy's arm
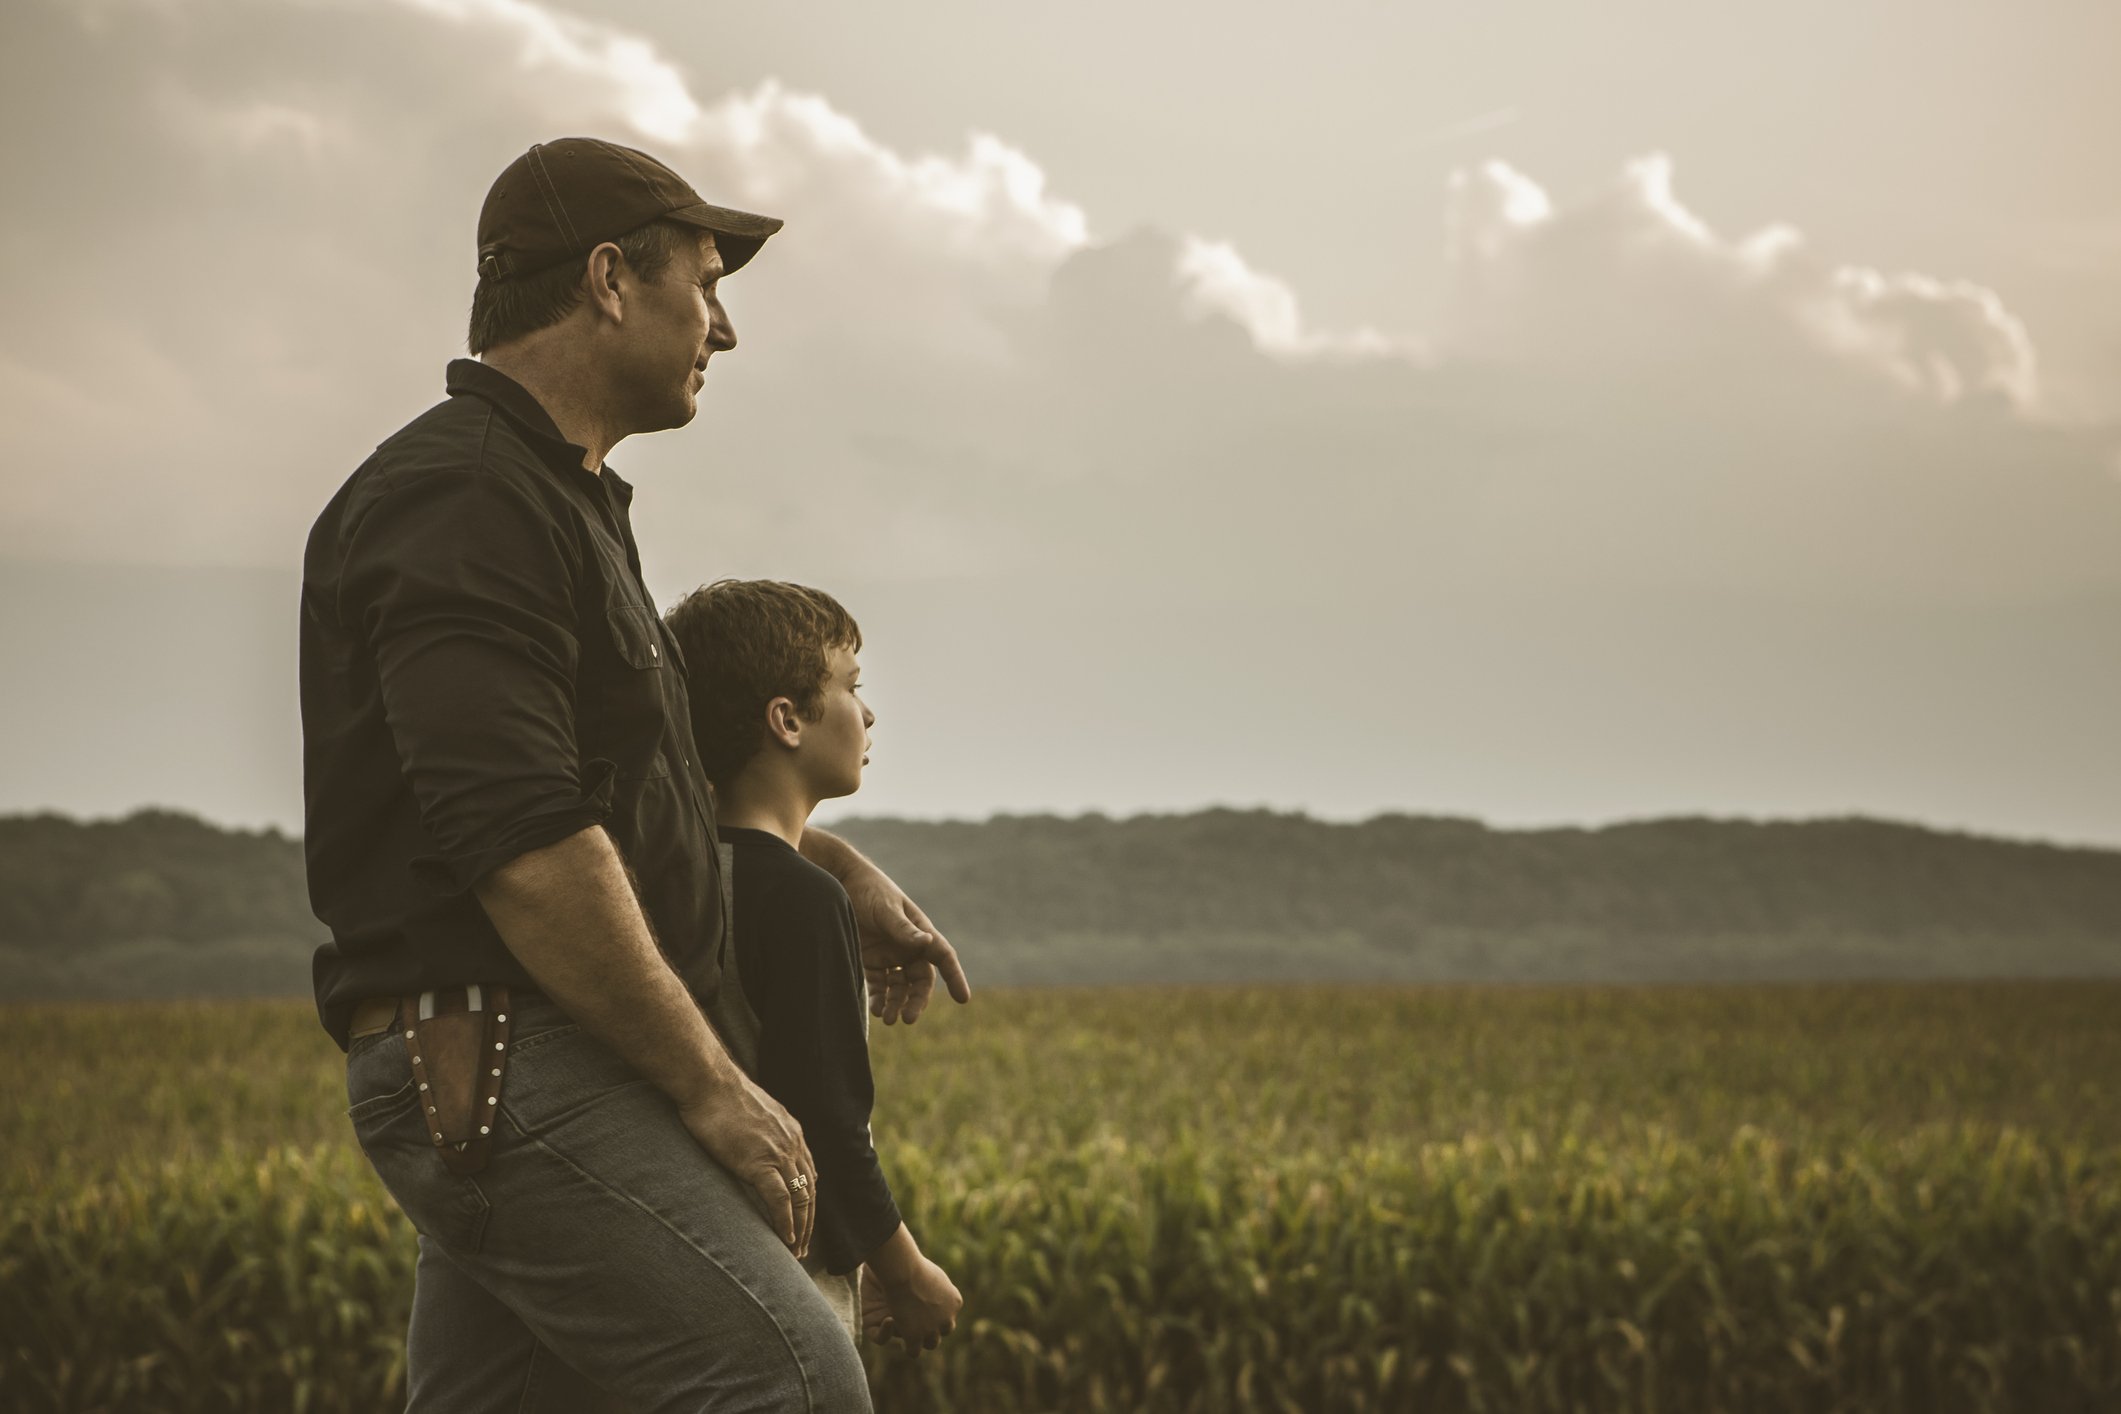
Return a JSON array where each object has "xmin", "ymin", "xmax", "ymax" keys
[
  {"xmin": 862, "ymin": 1224, "xmax": 962, "ymax": 1353},
  {"xmin": 797, "ymin": 827, "xmax": 971, "ymax": 1024},
  {"xmin": 748, "ymin": 879, "xmax": 903, "ymax": 1275}
]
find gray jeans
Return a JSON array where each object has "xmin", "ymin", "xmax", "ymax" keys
[{"xmin": 345, "ymin": 994, "xmax": 873, "ymax": 1414}]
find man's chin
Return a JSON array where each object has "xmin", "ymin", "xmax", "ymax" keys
[{"xmin": 644, "ymin": 395, "xmax": 699, "ymax": 433}]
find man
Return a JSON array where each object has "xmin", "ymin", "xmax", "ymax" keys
[{"xmin": 300, "ymin": 137, "xmax": 969, "ymax": 1412}]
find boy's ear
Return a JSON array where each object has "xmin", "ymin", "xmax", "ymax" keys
[{"xmin": 764, "ymin": 695, "xmax": 802, "ymax": 746}]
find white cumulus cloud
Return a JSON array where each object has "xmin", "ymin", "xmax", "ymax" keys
[
  {"xmin": 1441, "ymin": 152, "xmax": 2044, "ymax": 414},
  {"xmin": 388, "ymin": 0, "xmax": 705, "ymax": 141},
  {"xmin": 1176, "ymin": 236, "xmax": 1424, "ymax": 362}
]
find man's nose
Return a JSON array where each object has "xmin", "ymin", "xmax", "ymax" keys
[{"xmin": 708, "ymin": 298, "xmax": 737, "ymax": 352}]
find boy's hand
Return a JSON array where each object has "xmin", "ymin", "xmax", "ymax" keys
[{"xmin": 865, "ymin": 1255, "xmax": 962, "ymax": 1354}]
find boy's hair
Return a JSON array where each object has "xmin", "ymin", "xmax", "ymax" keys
[{"xmin": 664, "ymin": 579, "xmax": 863, "ymax": 788}]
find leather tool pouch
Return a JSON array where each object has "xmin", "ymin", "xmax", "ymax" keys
[{"xmin": 403, "ymin": 984, "xmax": 513, "ymax": 1176}]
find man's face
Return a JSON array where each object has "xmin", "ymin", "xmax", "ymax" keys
[
  {"xmin": 794, "ymin": 644, "xmax": 874, "ymax": 802},
  {"xmin": 613, "ymin": 229, "xmax": 736, "ymax": 434}
]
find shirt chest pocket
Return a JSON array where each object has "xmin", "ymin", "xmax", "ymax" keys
[
  {"xmin": 581, "ymin": 602, "xmax": 672, "ymax": 781},
  {"xmin": 606, "ymin": 603, "xmax": 665, "ymax": 671}
]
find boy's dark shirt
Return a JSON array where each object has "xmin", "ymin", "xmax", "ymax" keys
[
  {"xmin": 723, "ymin": 826, "xmax": 902, "ymax": 1275},
  {"xmin": 300, "ymin": 359, "xmax": 759, "ymax": 1070}
]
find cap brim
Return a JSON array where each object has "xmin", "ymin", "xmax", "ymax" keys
[{"xmin": 667, "ymin": 202, "xmax": 784, "ymax": 275}]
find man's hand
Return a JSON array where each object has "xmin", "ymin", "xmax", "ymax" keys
[
  {"xmin": 798, "ymin": 828, "xmax": 971, "ymax": 1024},
  {"xmin": 860, "ymin": 1263, "xmax": 896, "ymax": 1347},
  {"xmin": 849, "ymin": 870, "xmax": 969, "ymax": 1025},
  {"xmin": 473, "ymin": 827, "xmax": 818, "ymax": 1256},
  {"xmin": 674, "ymin": 1075, "xmax": 819, "ymax": 1261}
]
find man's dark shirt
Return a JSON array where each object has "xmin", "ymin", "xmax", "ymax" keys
[
  {"xmin": 300, "ymin": 359, "xmax": 759, "ymax": 1067},
  {"xmin": 724, "ymin": 827, "xmax": 902, "ymax": 1275}
]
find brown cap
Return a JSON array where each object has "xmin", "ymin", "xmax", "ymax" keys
[{"xmin": 475, "ymin": 137, "xmax": 783, "ymax": 282}]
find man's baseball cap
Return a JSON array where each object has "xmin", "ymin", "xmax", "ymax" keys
[{"xmin": 476, "ymin": 137, "xmax": 783, "ymax": 282}]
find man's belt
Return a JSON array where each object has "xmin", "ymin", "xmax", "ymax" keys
[{"xmin": 349, "ymin": 984, "xmax": 514, "ymax": 1176}]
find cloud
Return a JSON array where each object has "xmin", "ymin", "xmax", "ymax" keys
[
  {"xmin": 389, "ymin": 0, "xmax": 706, "ymax": 141},
  {"xmin": 163, "ymin": 94, "xmax": 344, "ymax": 157},
  {"xmin": 3, "ymin": 0, "xmax": 2113, "ymax": 607},
  {"xmin": 1815, "ymin": 266, "xmax": 2038, "ymax": 407},
  {"xmin": 694, "ymin": 86, "xmax": 1088, "ymax": 269},
  {"xmin": 1441, "ymin": 153, "xmax": 2042, "ymax": 414},
  {"xmin": 1176, "ymin": 237, "xmax": 1425, "ymax": 361},
  {"xmin": 389, "ymin": 0, "xmax": 1087, "ymax": 272}
]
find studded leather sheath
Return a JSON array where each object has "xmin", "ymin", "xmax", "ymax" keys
[{"xmin": 402, "ymin": 983, "xmax": 514, "ymax": 1176}]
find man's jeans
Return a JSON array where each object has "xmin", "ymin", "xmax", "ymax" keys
[{"xmin": 345, "ymin": 994, "xmax": 872, "ymax": 1413}]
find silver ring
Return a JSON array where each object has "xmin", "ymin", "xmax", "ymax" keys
[{"xmin": 788, "ymin": 1173, "xmax": 810, "ymax": 1192}]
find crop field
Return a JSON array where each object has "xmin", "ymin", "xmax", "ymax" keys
[{"xmin": 4, "ymin": 981, "xmax": 2119, "ymax": 1412}]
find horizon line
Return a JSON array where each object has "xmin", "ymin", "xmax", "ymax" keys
[{"xmin": 9, "ymin": 800, "xmax": 2118, "ymax": 856}]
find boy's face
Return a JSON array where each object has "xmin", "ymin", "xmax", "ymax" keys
[{"xmin": 796, "ymin": 643, "xmax": 873, "ymax": 800}]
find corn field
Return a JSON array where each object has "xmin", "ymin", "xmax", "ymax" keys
[{"xmin": 4, "ymin": 981, "xmax": 2118, "ymax": 1412}]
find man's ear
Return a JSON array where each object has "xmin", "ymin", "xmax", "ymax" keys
[{"xmin": 583, "ymin": 242, "xmax": 626, "ymax": 323}]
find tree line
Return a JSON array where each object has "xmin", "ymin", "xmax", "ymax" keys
[{"xmin": 3, "ymin": 807, "xmax": 2117, "ymax": 998}]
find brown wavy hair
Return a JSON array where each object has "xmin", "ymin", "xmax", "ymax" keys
[{"xmin": 663, "ymin": 579, "xmax": 863, "ymax": 789}]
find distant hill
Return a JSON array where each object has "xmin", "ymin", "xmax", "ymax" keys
[
  {"xmin": 830, "ymin": 811, "xmax": 2121, "ymax": 984},
  {"xmin": 2, "ymin": 807, "xmax": 2117, "ymax": 1000},
  {"xmin": 0, "ymin": 810, "xmax": 320, "ymax": 1000}
]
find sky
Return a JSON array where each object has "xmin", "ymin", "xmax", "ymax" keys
[{"xmin": 3, "ymin": 0, "xmax": 2119, "ymax": 846}]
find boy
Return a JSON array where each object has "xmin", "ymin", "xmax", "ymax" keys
[{"xmin": 664, "ymin": 578, "xmax": 964, "ymax": 1354}]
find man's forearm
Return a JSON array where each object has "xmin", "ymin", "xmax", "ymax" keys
[
  {"xmin": 796, "ymin": 824, "xmax": 869, "ymax": 882},
  {"xmin": 473, "ymin": 825, "xmax": 741, "ymax": 1110}
]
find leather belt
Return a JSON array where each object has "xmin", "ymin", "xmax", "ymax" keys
[
  {"xmin": 349, "ymin": 994, "xmax": 403, "ymax": 1038},
  {"xmin": 352, "ymin": 986, "xmax": 547, "ymax": 1038}
]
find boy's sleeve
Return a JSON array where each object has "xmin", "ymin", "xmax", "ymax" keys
[{"xmin": 748, "ymin": 877, "xmax": 903, "ymax": 1276}]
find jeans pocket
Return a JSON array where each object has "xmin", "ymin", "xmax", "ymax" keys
[
  {"xmin": 347, "ymin": 1033, "xmax": 493, "ymax": 1255},
  {"xmin": 500, "ymin": 1022, "xmax": 657, "ymax": 1140}
]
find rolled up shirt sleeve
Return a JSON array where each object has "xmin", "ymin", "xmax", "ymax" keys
[{"xmin": 340, "ymin": 468, "xmax": 607, "ymax": 893}]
